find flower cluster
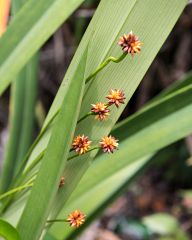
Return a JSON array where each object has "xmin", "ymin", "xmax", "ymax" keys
[
  {"xmin": 71, "ymin": 89, "xmax": 124, "ymax": 156},
  {"xmin": 91, "ymin": 89, "xmax": 126, "ymax": 121},
  {"xmin": 72, "ymin": 134, "xmax": 118, "ymax": 155},
  {"xmin": 99, "ymin": 136, "xmax": 119, "ymax": 153},
  {"xmin": 91, "ymin": 102, "xmax": 110, "ymax": 121},
  {"xmin": 106, "ymin": 89, "xmax": 126, "ymax": 108},
  {"xmin": 118, "ymin": 31, "xmax": 142, "ymax": 57},
  {"xmin": 72, "ymin": 135, "xmax": 92, "ymax": 155},
  {"xmin": 59, "ymin": 31, "xmax": 143, "ymax": 228},
  {"xmin": 67, "ymin": 210, "xmax": 86, "ymax": 228}
]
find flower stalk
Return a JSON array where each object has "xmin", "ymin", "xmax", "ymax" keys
[
  {"xmin": 0, "ymin": 182, "xmax": 33, "ymax": 201},
  {"xmin": 85, "ymin": 52, "xmax": 127, "ymax": 84}
]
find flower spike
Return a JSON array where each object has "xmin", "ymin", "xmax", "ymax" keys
[
  {"xmin": 106, "ymin": 89, "xmax": 126, "ymax": 108},
  {"xmin": 91, "ymin": 102, "xmax": 110, "ymax": 121},
  {"xmin": 72, "ymin": 135, "xmax": 91, "ymax": 155},
  {"xmin": 67, "ymin": 210, "xmax": 86, "ymax": 228},
  {"xmin": 118, "ymin": 31, "xmax": 142, "ymax": 56},
  {"xmin": 100, "ymin": 135, "xmax": 119, "ymax": 153}
]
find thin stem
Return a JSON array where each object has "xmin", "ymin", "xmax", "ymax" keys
[
  {"xmin": 85, "ymin": 52, "xmax": 127, "ymax": 84},
  {"xmin": 9, "ymin": 53, "xmax": 124, "ymax": 185},
  {"xmin": 47, "ymin": 219, "xmax": 68, "ymax": 224},
  {"xmin": 0, "ymin": 182, "xmax": 33, "ymax": 201},
  {"xmin": 23, "ymin": 150, "xmax": 45, "ymax": 178},
  {"xmin": 77, "ymin": 112, "xmax": 93, "ymax": 124},
  {"xmin": 15, "ymin": 150, "xmax": 45, "ymax": 188},
  {"xmin": 68, "ymin": 146, "xmax": 99, "ymax": 161},
  {"xmin": 14, "ymin": 109, "xmax": 92, "ymax": 181},
  {"xmin": 11, "ymin": 53, "xmax": 125, "ymax": 181},
  {"xmin": 0, "ymin": 172, "xmax": 38, "ymax": 213},
  {"xmin": 13, "ymin": 109, "xmax": 59, "ymax": 181}
]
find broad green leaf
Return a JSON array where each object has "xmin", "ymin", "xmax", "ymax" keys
[
  {"xmin": 0, "ymin": 0, "xmax": 84, "ymax": 95},
  {"xmin": 48, "ymin": 85, "xmax": 192, "ymax": 239},
  {"xmin": 147, "ymin": 71, "xmax": 192, "ymax": 105},
  {"xmin": 142, "ymin": 213, "xmax": 178, "ymax": 235},
  {"xmin": 0, "ymin": 219, "xmax": 20, "ymax": 240},
  {"xmin": 16, "ymin": 47, "xmax": 88, "ymax": 240},
  {"xmin": 0, "ymin": 0, "xmax": 39, "ymax": 193},
  {"xmin": 47, "ymin": 155, "xmax": 153, "ymax": 240},
  {"xmin": 2, "ymin": 0, "xmax": 187, "ymax": 232},
  {"xmin": 142, "ymin": 213, "xmax": 189, "ymax": 240},
  {"xmin": 47, "ymin": 0, "xmax": 187, "ymax": 224}
]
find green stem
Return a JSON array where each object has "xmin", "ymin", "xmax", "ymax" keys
[
  {"xmin": 0, "ymin": 182, "xmax": 33, "ymax": 201},
  {"xmin": 15, "ymin": 150, "xmax": 45, "ymax": 187},
  {"xmin": 68, "ymin": 146, "xmax": 99, "ymax": 161},
  {"xmin": 47, "ymin": 219, "xmax": 68, "ymax": 224},
  {"xmin": 14, "ymin": 109, "xmax": 60, "ymax": 180},
  {"xmin": 9, "ymin": 53, "xmax": 124, "ymax": 184},
  {"xmin": 0, "ymin": 146, "xmax": 100, "ymax": 212},
  {"xmin": 11, "ymin": 53, "xmax": 125, "ymax": 181},
  {"xmin": 0, "ymin": 173, "xmax": 37, "ymax": 214},
  {"xmin": 77, "ymin": 112, "xmax": 93, "ymax": 124},
  {"xmin": 14, "ymin": 108, "xmax": 92, "ymax": 180},
  {"xmin": 85, "ymin": 53, "xmax": 127, "ymax": 84}
]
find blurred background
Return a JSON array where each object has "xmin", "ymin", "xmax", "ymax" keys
[{"xmin": 0, "ymin": 1, "xmax": 192, "ymax": 239}]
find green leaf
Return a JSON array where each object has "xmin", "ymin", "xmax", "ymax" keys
[
  {"xmin": 47, "ymin": 155, "xmax": 153, "ymax": 240},
  {"xmin": 0, "ymin": 0, "xmax": 39, "ymax": 193},
  {"xmin": 16, "ymin": 46, "xmax": 88, "ymax": 240},
  {"xmin": 147, "ymin": 71, "xmax": 192, "ymax": 105},
  {"xmin": 2, "ymin": 0, "xmax": 187, "ymax": 228},
  {"xmin": 0, "ymin": 219, "xmax": 20, "ymax": 240},
  {"xmin": 142, "ymin": 213, "xmax": 189, "ymax": 240},
  {"xmin": 143, "ymin": 214, "xmax": 178, "ymax": 235},
  {"xmin": 48, "ymin": 84, "xmax": 192, "ymax": 239},
  {"xmin": 0, "ymin": 0, "xmax": 84, "ymax": 95},
  {"xmin": 46, "ymin": 0, "xmax": 187, "ymax": 225},
  {"xmin": 1, "ymin": 0, "xmax": 188, "ymax": 237}
]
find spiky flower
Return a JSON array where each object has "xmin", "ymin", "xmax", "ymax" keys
[
  {"xmin": 91, "ymin": 102, "xmax": 110, "ymax": 121},
  {"xmin": 106, "ymin": 89, "xmax": 126, "ymax": 107},
  {"xmin": 118, "ymin": 31, "xmax": 142, "ymax": 56},
  {"xmin": 59, "ymin": 176, "xmax": 65, "ymax": 188},
  {"xmin": 99, "ymin": 135, "xmax": 119, "ymax": 153},
  {"xmin": 72, "ymin": 135, "xmax": 91, "ymax": 155},
  {"xmin": 67, "ymin": 210, "xmax": 86, "ymax": 228}
]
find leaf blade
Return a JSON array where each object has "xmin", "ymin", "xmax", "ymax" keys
[
  {"xmin": 17, "ymin": 47, "xmax": 88, "ymax": 240},
  {"xmin": 0, "ymin": 0, "xmax": 84, "ymax": 94},
  {"xmin": 49, "ymin": 84, "xmax": 192, "ymax": 239}
]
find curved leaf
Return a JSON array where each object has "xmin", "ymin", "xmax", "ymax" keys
[
  {"xmin": 0, "ymin": 219, "xmax": 20, "ymax": 240},
  {"xmin": 16, "ymin": 47, "xmax": 88, "ymax": 240},
  {"xmin": 0, "ymin": 0, "xmax": 84, "ymax": 95},
  {"xmin": 48, "ymin": 84, "xmax": 192, "ymax": 239}
]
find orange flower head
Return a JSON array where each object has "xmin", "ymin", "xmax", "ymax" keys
[
  {"xmin": 106, "ymin": 89, "xmax": 126, "ymax": 108},
  {"xmin": 100, "ymin": 135, "xmax": 119, "ymax": 153},
  {"xmin": 72, "ymin": 135, "xmax": 91, "ymax": 155},
  {"xmin": 91, "ymin": 102, "xmax": 110, "ymax": 121},
  {"xmin": 118, "ymin": 31, "xmax": 142, "ymax": 56},
  {"xmin": 59, "ymin": 176, "xmax": 65, "ymax": 188},
  {"xmin": 67, "ymin": 210, "xmax": 86, "ymax": 228}
]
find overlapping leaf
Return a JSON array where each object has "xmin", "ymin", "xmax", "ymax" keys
[
  {"xmin": 0, "ymin": 0, "xmax": 84, "ymax": 94},
  {"xmin": 48, "ymin": 83, "xmax": 192, "ymax": 239},
  {"xmin": 1, "ymin": 1, "xmax": 188, "ymax": 240},
  {"xmin": 16, "ymin": 47, "xmax": 88, "ymax": 240}
]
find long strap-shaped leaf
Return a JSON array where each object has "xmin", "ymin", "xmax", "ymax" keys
[
  {"xmin": 48, "ymin": 84, "xmax": 192, "ymax": 239},
  {"xmin": 0, "ymin": 219, "xmax": 20, "ymax": 240},
  {"xmin": 1, "ymin": 0, "xmax": 188, "ymax": 232},
  {"xmin": 17, "ymin": 47, "xmax": 88, "ymax": 240},
  {"xmin": 47, "ymin": 0, "xmax": 188, "ymax": 224},
  {"xmin": 0, "ymin": 0, "xmax": 39, "ymax": 193},
  {"xmin": 0, "ymin": 0, "xmax": 84, "ymax": 95}
]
